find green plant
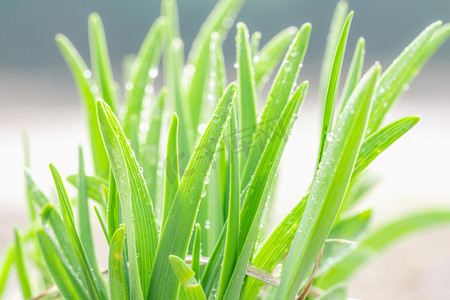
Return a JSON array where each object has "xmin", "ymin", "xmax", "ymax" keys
[{"xmin": 1, "ymin": 0, "xmax": 450, "ymax": 299}]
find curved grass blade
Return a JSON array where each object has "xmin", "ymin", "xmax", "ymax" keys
[
  {"xmin": 123, "ymin": 17, "xmax": 166, "ymax": 140},
  {"xmin": 94, "ymin": 205, "xmax": 110, "ymax": 244},
  {"xmin": 88, "ymin": 13, "xmax": 118, "ymax": 114},
  {"xmin": 186, "ymin": 0, "xmax": 244, "ymax": 131},
  {"xmin": 316, "ymin": 285, "xmax": 346, "ymax": 300},
  {"xmin": 22, "ymin": 132, "xmax": 36, "ymax": 222},
  {"xmin": 107, "ymin": 170, "xmax": 120, "ymax": 240},
  {"xmin": 317, "ymin": 210, "xmax": 371, "ymax": 277},
  {"xmin": 55, "ymin": 34, "xmax": 108, "ymax": 178},
  {"xmin": 147, "ymin": 84, "xmax": 236, "ymax": 300},
  {"xmin": 97, "ymin": 100, "xmax": 159, "ymax": 298},
  {"xmin": 109, "ymin": 226, "xmax": 129, "ymax": 300},
  {"xmin": 50, "ymin": 164, "xmax": 107, "ymax": 299},
  {"xmin": 316, "ymin": 209, "xmax": 450, "ymax": 289},
  {"xmin": 318, "ymin": 1, "xmax": 348, "ymax": 101},
  {"xmin": 353, "ymin": 116, "xmax": 420, "ymax": 178},
  {"xmin": 67, "ymin": 174, "xmax": 108, "ymax": 205},
  {"xmin": 169, "ymin": 255, "xmax": 206, "ymax": 300},
  {"xmin": 316, "ymin": 12, "xmax": 353, "ymax": 168},
  {"xmin": 0, "ymin": 245, "xmax": 14, "ymax": 297},
  {"xmin": 224, "ymin": 83, "xmax": 308, "ymax": 300},
  {"xmin": 250, "ymin": 31, "xmax": 261, "ymax": 57},
  {"xmin": 14, "ymin": 228, "xmax": 32, "ymax": 299},
  {"xmin": 367, "ymin": 21, "xmax": 444, "ymax": 133},
  {"xmin": 141, "ymin": 88, "xmax": 166, "ymax": 205},
  {"xmin": 217, "ymin": 108, "xmax": 240, "ymax": 299},
  {"xmin": 36, "ymin": 228, "xmax": 90, "ymax": 300},
  {"xmin": 78, "ymin": 147, "xmax": 97, "ymax": 268},
  {"xmin": 192, "ymin": 224, "xmax": 202, "ymax": 281},
  {"xmin": 163, "ymin": 114, "xmax": 180, "ymax": 229},
  {"xmin": 254, "ymin": 26, "xmax": 298, "ymax": 88},
  {"xmin": 236, "ymin": 22, "xmax": 257, "ymax": 165},
  {"xmin": 337, "ymin": 37, "xmax": 365, "ymax": 115},
  {"xmin": 276, "ymin": 63, "xmax": 380, "ymax": 300},
  {"xmin": 242, "ymin": 23, "xmax": 311, "ymax": 188}
]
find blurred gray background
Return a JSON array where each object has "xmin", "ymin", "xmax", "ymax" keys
[{"xmin": 1, "ymin": 0, "xmax": 450, "ymax": 299}]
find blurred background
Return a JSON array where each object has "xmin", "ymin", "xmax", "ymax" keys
[{"xmin": 1, "ymin": 0, "xmax": 449, "ymax": 299}]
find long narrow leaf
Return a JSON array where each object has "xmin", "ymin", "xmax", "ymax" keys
[
  {"xmin": 169, "ymin": 255, "xmax": 206, "ymax": 300},
  {"xmin": 147, "ymin": 83, "xmax": 236, "ymax": 300},
  {"xmin": 14, "ymin": 228, "xmax": 32, "ymax": 299},
  {"xmin": 109, "ymin": 226, "xmax": 129, "ymax": 300},
  {"xmin": 0, "ymin": 246, "xmax": 14, "ymax": 297},
  {"xmin": 277, "ymin": 63, "xmax": 380, "ymax": 300}
]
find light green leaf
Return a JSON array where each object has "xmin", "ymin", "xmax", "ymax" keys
[
  {"xmin": 36, "ymin": 228, "xmax": 90, "ymax": 300},
  {"xmin": 318, "ymin": 1, "xmax": 348, "ymax": 102},
  {"xmin": 277, "ymin": 63, "xmax": 380, "ymax": 300},
  {"xmin": 316, "ymin": 285, "xmax": 346, "ymax": 300},
  {"xmin": 77, "ymin": 147, "xmax": 97, "ymax": 269},
  {"xmin": 97, "ymin": 100, "xmax": 159, "ymax": 298},
  {"xmin": 0, "ymin": 245, "xmax": 14, "ymax": 297},
  {"xmin": 109, "ymin": 226, "xmax": 129, "ymax": 300},
  {"xmin": 14, "ymin": 228, "xmax": 32, "ymax": 299},
  {"xmin": 250, "ymin": 31, "xmax": 261, "ymax": 57},
  {"xmin": 236, "ymin": 22, "xmax": 258, "ymax": 166},
  {"xmin": 353, "ymin": 116, "xmax": 420, "ymax": 178},
  {"xmin": 316, "ymin": 11, "xmax": 353, "ymax": 168},
  {"xmin": 254, "ymin": 26, "xmax": 298, "ymax": 88},
  {"xmin": 67, "ymin": 174, "xmax": 108, "ymax": 205},
  {"xmin": 94, "ymin": 205, "xmax": 110, "ymax": 245},
  {"xmin": 316, "ymin": 209, "xmax": 450, "ymax": 289},
  {"xmin": 242, "ymin": 23, "xmax": 311, "ymax": 188},
  {"xmin": 123, "ymin": 17, "xmax": 166, "ymax": 142},
  {"xmin": 224, "ymin": 83, "xmax": 308, "ymax": 300},
  {"xmin": 88, "ymin": 13, "xmax": 118, "ymax": 114},
  {"xmin": 367, "ymin": 21, "xmax": 443, "ymax": 133},
  {"xmin": 148, "ymin": 83, "xmax": 236, "ymax": 300},
  {"xmin": 192, "ymin": 224, "xmax": 202, "ymax": 281},
  {"xmin": 50, "ymin": 164, "xmax": 107, "ymax": 299},
  {"xmin": 163, "ymin": 114, "xmax": 180, "ymax": 229},
  {"xmin": 169, "ymin": 255, "xmax": 206, "ymax": 300},
  {"xmin": 55, "ymin": 34, "xmax": 108, "ymax": 178}
]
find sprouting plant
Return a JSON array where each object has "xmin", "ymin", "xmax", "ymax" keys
[{"xmin": 1, "ymin": 0, "xmax": 450, "ymax": 299}]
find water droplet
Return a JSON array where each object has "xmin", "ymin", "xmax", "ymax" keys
[
  {"xmin": 205, "ymin": 220, "xmax": 211, "ymax": 230},
  {"xmin": 125, "ymin": 82, "xmax": 134, "ymax": 91},
  {"xmin": 138, "ymin": 167, "xmax": 144, "ymax": 173},
  {"xmin": 83, "ymin": 70, "xmax": 92, "ymax": 79},
  {"xmin": 184, "ymin": 64, "xmax": 195, "ymax": 76},
  {"xmin": 197, "ymin": 123, "xmax": 207, "ymax": 134},
  {"xmin": 212, "ymin": 115, "xmax": 220, "ymax": 122},
  {"xmin": 233, "ymin": 62, "xmax": 239, "ymax": 69},
  {"xmin": 326, "ymin": 132, "xmax": 334, "ymax": 142},
  {"xmin": 402, "ymin": 83, "xmax": 410, "ymax": 91},
  {"xmin": 145, "ymin": 85, "xmax": 154, "ymax": 94},
  {"xmin": 90, "ymin": 85, "xmax": 99, "ymax": 94},
  {"xmin": 148, "ymin": 68, "xmax": 159, "ymax": 78}
]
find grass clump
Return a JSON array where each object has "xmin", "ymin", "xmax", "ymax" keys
[{"xmin": 1, "ymin": 0, "xmax": 450, "ymax": 299}]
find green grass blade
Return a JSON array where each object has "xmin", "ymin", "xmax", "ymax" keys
[
  {"xmin": 353, "ymin": 116, "xmax": 420, "ymax": 178},
  {"xmin": 22, "ymin": 132, "xmax": 36, "ymax": 222},
  {"xmin": 317, "ymin": 210, "xmax": 371, "ymax": 277},
  {"xmin": 0, "ymin": 246, "xmax": 14, "ymax": 297},
  {"xmin": 169, "ymin": 255, "xmax": 206, "ymax": 300},
  {"xmin": 241, "ymin": 197, "xmax": 307, "ymax": 300},
  {"xmin": 318, "ymin": 1, "xmax": 348, "ymax": 102},
  {"xmin": 147, "ymin": 83, "xmax": 236, "ymax": 300},
  {"xmin": 254, "ymin": 26, "xmax": 298, "ymax": 88},
  {"xmin": 36, "ymin": 228, "xmax": 90, "ymax": 299},
  {"xmin": 217, "ymin": 108, "xmax": 240, "ymax": 299},
  {"xmin": 14, "ymin": 228, "xmax": 32, "ymax": 299},
  {"xmin": 168, "ymin": 38, "xmax": 193, "ymax": 170},
  {"xmin": 316, "ymin": 285, "xmax": 346, "ymax": 300},
  {"xmin": 97, "ymin": 100, "xmax": 160, "ymax": 298},
  {"xmin": 163, "ymin": 114, "xmax": 180, "ymax": 229},
  {"xmin": 224, "ymin": 83, "xmax": 308, "ymax": 300},
  {"xmin": 122, "ymin": 54, "xmax": 136, "ymax": 86},
  {"xmin": 242, "ymin": 23, "xmax": 311, "ymax": 188},
  {"xmin": 141, "ymin": 88, "xmax": 166, "ymax": 206},
  {"xmin": 316, "ymin": 209, "xmax": 450, "ymax": 289},
  {"xmin": 50, "ymin": 164, "xmax": 107, "ymax": 299},
  {"xmin": 77, "ymin": 147, "xmax": 97, "ymax": 268},
  {"xmin": 367, "ymin": 21, "xmax": 444, "ymax": 133},
  {"xmin": 107, "ymin": 170, "xmax": 120, "ymax": 240},
  {"xmin": 109, "ymin": 226, "xmax": 129, "ymax": 300},
  {"xmin": 236, "ymin": 22, "xmax": 257, "ymax": 166},
  {"xmin": 67, "ymin": 174, "xmax": 108, "ymax": 205},
  {"xmin": 94, "ymin": 205, "xmax": 110, "ymax": 244},
  {"xmin": 338, "ymin": 37, "xmax": 365, "ymax": 115},
  {"xmin": 123, "ymin": 17, "xmax": 166, "ymax": 143},
  {"xmin": 250, "ymin": 31, "xmax": 261, "ymax": 57},
  {"xmin": 192, "ymin": 224, "xmax": 201, "ymax": 281},
  {"xmin": 186, "ymin": 0, "xmax": 244, "ymax": 131},
  {"xmin": 277, "ymin": 63, "xmax": 380, "ymax": 300},
  {"xmin": 88, "ymin": 13, "xmax": 119, "ymax": 114},
  {"xmin": 55, "ymin": 34, "xmax": 108, "ymax": 178},
  {"xmin": 316, "ymin": 12, "xmax": 353, "ymax": 168}
]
